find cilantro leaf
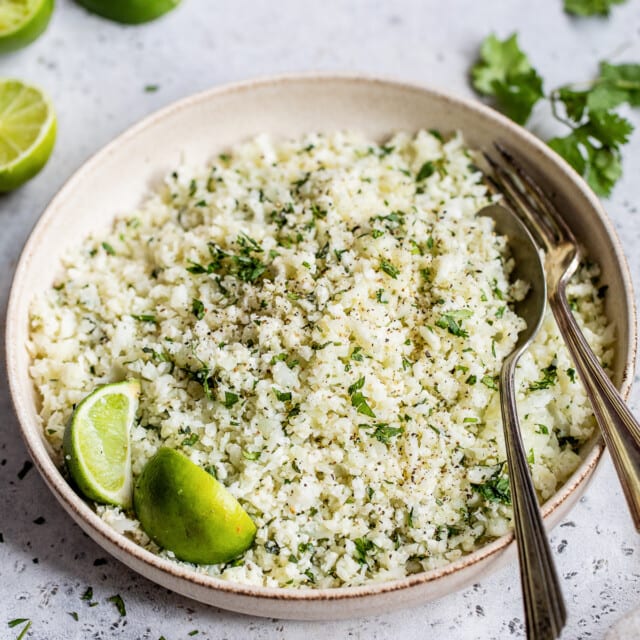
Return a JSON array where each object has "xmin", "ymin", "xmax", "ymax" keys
[
  {"xmin": 471, "ymin": 33, "xmax": 544, "ymax": 124},
  {"xmin": 472, "ymin": 465, "xmax": 512, "ymax": 504},
  {"xmin": 359, "ymin": 423, "xmax": 403, "ymax": 444},
  {"xmin": 564, "ymin": 0, "xmax": 626, "ymax": 16}
]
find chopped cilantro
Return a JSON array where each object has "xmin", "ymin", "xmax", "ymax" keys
[
  {"xmin": 481, "ymin": 375, "xmax": 498, "ymax": 390},
  {"xmin": 224, "ymin": 391, "xmax": 239, "ymax": 408},
  {"xmin": 380, "ymin": 259, "xmax": 400, "ymax": 279},
  {"xmin": 273, "ymin": 388, "xmax": 292, "ymax": 402},
  {"xmin": 131, "ymin": 314, "xmax": 157, "ymax": 323},
  {"xmin": 536, "ymin": 424, "xmax": 550, "ymax": 435},
  {"xmin": 416, "ymin": 161, "xmax": 435, "ymax": 181},
  {"xmin": 242, "ymin": 449, "xmax": 261, "ymax": 461},
  {"xmin": 528, "ymin": 364, "xmax": 558, "ymax": 391},
  {"xmin": 101, "ymin": 241, "xmax": 116, "ymax": 256},
  {"xmin": 435, "ymin": 309, "xmax": 473, "ymax": 338},
  {"xmin": 351, "ymin": 346, "xmax": 365, "ymax": 361},
  {"xmin": 108, "ymin": 594, "xmax": 126, "ymax": 617},
  {"xmin": 191, "ymin": 298, "xmax": 205, "ymax": 320},
  {"xmin": 359, "ymin": 423, "xmax": 403, "ymax": 444},
  {"xmin": 353, "ymin": 537, "xmax": 375, "ymax": 564},
  {"xmin": 182, "ymin": 432, "xmax": 199, "ymax": 447},
  {"xmin": 567, "ymin": 367, "xmax": 577, "ymax": 383},
  {"xmin": 472, "ymin": 467, "xmax": 511, "ymax": 504}
]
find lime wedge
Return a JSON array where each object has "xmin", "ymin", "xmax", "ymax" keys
[
  {"xmin": 134, "ymin": 448, "xmax": 257, "ymax": 564},
  {"xmin": 0, "ymin": 0, "xmax": 54, "ymax": 54},
  {"xmin": 0, "ymin": 79, "xmax": 56, "ymax": 192},
  {"xmin": 75, "ymin": 0, "xmax": 181, "ymax": 24},
  {"xmin": 63, "ymin": 380, "xmax": 140, "ymax": 509}
]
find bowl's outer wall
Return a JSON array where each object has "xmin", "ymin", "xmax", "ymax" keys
[{"xmin": 6, "ymin": 75, "xmax": 636, "ymax": 620}]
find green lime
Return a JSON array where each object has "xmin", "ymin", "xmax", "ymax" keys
[
  {"xmin": 0, "ymin": 79, "xmax": 56, "ymax": 192},
  {"xmin": 63, "ymin": 380, "xmax": 141, "ymax": 509},
  {"xmin": 134, "ymin": 448, "xmax": 257, "ymax": 564},
  {"xmin": 0, "ymin": 0, "xmax": 54, "ymax": 54},
  {"xmin": 75, "ymin": 0, "xmax": 181, "ymax": 24}
]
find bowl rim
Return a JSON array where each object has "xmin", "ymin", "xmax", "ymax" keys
[{"xmin": 6, "ymin": 71, "xmax": 637, "ymax": 603}]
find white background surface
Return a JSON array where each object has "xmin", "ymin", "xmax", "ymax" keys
[{"xmin": 1, "ymin": 1, "xmax": 640, "ymax": 638}]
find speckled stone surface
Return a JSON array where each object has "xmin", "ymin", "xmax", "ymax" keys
[{"xmin": 1, "ymin": 1, "xmax": 640, "ymax": 638}]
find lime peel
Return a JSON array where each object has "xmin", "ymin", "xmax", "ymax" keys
[
  {"xmin": 75, "ymin": 0, "xmax": 181, "ymax": 25},
  {"xmin": 134, "ymin": 448, "xmax": 257, "ymax": 565},
  {"xmin": 0, "ymin": 0, "xmax": 54, "ymax": 54},
  {"xmin": 63, "ymin": 380, "xmax": 140, "ymax": 509},
  {"xmin": 0, "ymin": 79, "xmax": 56, "ymax": 192}
]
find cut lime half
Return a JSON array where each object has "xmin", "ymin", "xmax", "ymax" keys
[
  {"xmin": 0, "ymin": 0, "xmax": 54, "ymax": 54},
  {"xmin": 63, "ymin": 380, "xmax": 141, "ymax": 509},
  {"xmin": 134, "ymin": 448, "xmax": 257, "ymax": 564},
  {"xmin": 0, "ymin": 79, "xmax": 56, "ymax": 192},
  {"xmin": 76, "ymin": 0, "xmax": 181, "ymax": 24}
]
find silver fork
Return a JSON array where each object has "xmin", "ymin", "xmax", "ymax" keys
[{"xmin": 485, "ymin": 144, "xmax": 640, "ymax": 531}]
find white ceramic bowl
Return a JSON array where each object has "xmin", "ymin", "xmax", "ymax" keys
[{"xmin": 6, "ymin": 74, "xmax": 636, "ymax": 620}]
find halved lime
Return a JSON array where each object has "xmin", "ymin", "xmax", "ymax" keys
[
  {"xmin": 134, "ymin": 448, "xmax": 257, "ymax": 564},
  {"xmin": 0, "ymin": 0, "xmax": 54, "ymax": 54},
  {"xmin": 75, "ymin": 0, "xmax": 181, "ymax": 24},
  {"xmin": 0, "ymin": 79, "xmax": 56, "ymax": 192},
  {"xmin": 63, "ymin": 380, "xmax": 141, "ymax": 509}
]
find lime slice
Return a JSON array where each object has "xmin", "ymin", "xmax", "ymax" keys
[
  {"xmin": 63, "ymin": 380, "xmax": 140, "ymax": 509},
  {"xmin": 75, "ymin": 0, "xmax": 181, "ymax": 24},
  {"xmin": 0, "ymin": 0, "xmax": 54, "ymax": 54},
  {"xmin": 134, "ymin": 448, "xmax": 257, "ymax": 564},
  {"xmin": 0, "ymin": 79, "xmax": 56, "ymax": 192}
]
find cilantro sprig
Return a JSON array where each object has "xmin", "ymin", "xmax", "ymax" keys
[
  {"xmin": 471, "ymin": 33, "xmax": 544, "ymax": 125},
  {"xmin": 564, "ymin": 0, "xmax": 626, "ymax": 16},
  {"xmin": 471, "ymin": 32, "xmax": 639, "ymax": 196}
]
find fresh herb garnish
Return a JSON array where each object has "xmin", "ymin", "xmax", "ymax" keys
[
  {"xmin": 242, "ymin": 449, "xmax": 261, "ymax": 461},
  {"xmin": 380, "ymin": 259, "xmax": 400, "ymax": 279},
  {"xmin": 471, "ymin": 33, "xmax": 544, "ymax": 124},
  {"xmin": 564, "ymin": 0, "xmax": 626, "ymax": 16},
  {"xmin": 8, "ymin": 619, "xmax": 31, "ymax": 640},
  {"xmin": 192, "ymin": 298, "xmax": 205, "ymax": 320},
  {"xmin": 273, "ymin": 388, "xmax": 292, "ymax": 402},
  {"xmin": 108, "ymin": 594, "xmax": 126, "ymax": 617},
  {"xmin": 131, "ymin": 314, "xmax": 157, "ymax": 323},
  {"xmin": 349, "ymin": 376, "xmax": 376, "ymax": 417},
  {"xmin": 528, "ymin": 363, "xmax": 558, "ymax": 390},
  {"xmin": 567, "ymin": 367, "xmax": 577, "ymax": 383},
  {"xmin": 481, "ymin": 375, "xmax": 498, "ymax": 390},
  {"xmin": 472, "ymin": 33, "xmax": 639, "ymax": 195},
  {"xmin": 224, "ymin": 391, "xmax": 239, "ymax": 408},
  {"xmin": 182, "ymin": 432, "xmax": 199, "ymax": 447},
  {"xmin": 416, "ymin": 161, "xmax": 435, "ymax": 181},
  {"xmin": 472, "ymin": 465, "xmax": 512, "ymax": 504},
  {"xmin": 359, "ymin": 423, "xmax": 403, "ymax": 444},
  {"xmin": 353, "ymin": 537, "xmax": 375, "ymax": 564},
  {"xmin": 101, "ymin": 241, "xmax": 116, "ymax": 256},
  {"xmin": 435, "ymin": 309, "xmax": 473, "ymax": 338}
]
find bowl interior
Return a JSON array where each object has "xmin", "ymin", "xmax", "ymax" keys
[{"xmin": 6, "ymin": 75, "xmax": 636, "ymax": 618}]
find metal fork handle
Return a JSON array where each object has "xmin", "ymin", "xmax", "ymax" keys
[
  {"xmin": 499, "ymin": 356, "xmax": 567, "ymax": 640},
  {"xmin": 550, "ymin": 283, "xmax": 640, "ymax": 531}
]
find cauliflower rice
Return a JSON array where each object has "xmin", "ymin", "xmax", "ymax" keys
[{"xmin": 28, "ymin": 130, "xmax": 614, "ymax": 588}]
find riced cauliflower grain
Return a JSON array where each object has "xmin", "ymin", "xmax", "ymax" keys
[{"xmin": 28, "ymin": 130, "xmax": 614, "ymax": 588}]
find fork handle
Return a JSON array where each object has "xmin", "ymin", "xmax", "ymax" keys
[
  {"xmin": 500, "ymin": 358, "xmax": 567, "ymax": 640},
  {"xmin": 550, "ymin": 285, "xmax": 640, "ymax": 531}
]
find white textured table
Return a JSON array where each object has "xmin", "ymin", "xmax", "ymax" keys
[{"xmin": 1, "ymin": 1, "xmax": 639, "ymax": 638}]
